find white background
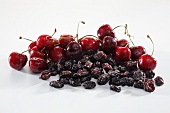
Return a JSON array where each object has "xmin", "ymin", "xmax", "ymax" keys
[{"xmin": 0, "ymin": 0, "xmax": 170, "ymax": 113}]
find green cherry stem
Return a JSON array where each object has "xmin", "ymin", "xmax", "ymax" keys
[
  {"xmin": 113, "ymin": 24, "xmax": 135, "ymax": 46},
  {"xmin": 19, "ymin": 36, "xmax": 33, "ymax": 42},
  {"xmin": 51, "ymin": 28, "xmax": 57, "ymax": 37},
  {"xmin": 147, "ymin": 35, "xmax": 154, "ymax": 56},
  {"xmin": 21, "ymin": 50, "xmax": 29, "ymax": 54},
  {"xmin": 76, "ymin": 21, "xmax": 85, "ymax": 42}
]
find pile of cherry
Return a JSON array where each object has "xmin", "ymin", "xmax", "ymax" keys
[{"xmin": 9, "ymin": 22, "xmax": 164, "ymax": 92}]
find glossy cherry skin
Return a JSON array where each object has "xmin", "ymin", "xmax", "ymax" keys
[
  {"xmin": 28, "ymin": 41, "xmax": 36, "ymax": 53},
  {"xmin": 138, "ymin": 54, "xmax": 157, "ymax": 72},
  {"xmin": 101, "ymin": 36, "xmax": 117, "ymax": 54},
  {"xmin": 130, "ymin": 46, "xmax": 146, "ymax": 60},
  {"xmin": 80, "ymin": 37, "xmax": 100, "ymax": 51},
  {"xmin": 49, "ymin": 46, "xmax": 66, "ymax": 63},
  {"xmin": 115, "ymin": 46, "xmax": 131, "ymax": 62},
  {"xmin": 9, "ymin": 52, "xmax": 28, "ymax": 70},
  {"xmin": 30, "ymin": 46, "xmax": 47, "ymax": 59},
  {"xmin": 54, "ymin": 38, "xmax": 59, "ymax": 45},
  {"xmin": 36, "ymin": 35, "xmax": 55, "ymax": 52},
  {"xmin": 66, "ymin": 41, "xmax": 82, "ymax": 59},
  {"xmin": 97, "ymin": 24, "xmax": 115, "ymax": 40},
  {"xmin": 117, "ymin": 39, "xmax": 129, "ymax": 47},
  {"xmin": 29, "ymin": 57, "xmax": 48, "ymax": 73},
  {"xmin": 59, "ymin": 34, "xmax": 75, "ymax": 48}
]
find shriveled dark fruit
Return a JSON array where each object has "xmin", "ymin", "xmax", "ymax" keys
[
  {"xmin": 50, "ymin": 80, "xmax": 64, "ymax": 88},
  {"xmin": 125, "ymin": 61, "xmax": 137, "ymax": 71},
  {"xmin": 80, "ymin": 76, "xmax": 91, "ymax": 83},
  {"xmin": 145, "ymin": 71, "xmax": 155, "ymax": 79},
  {"xmin": 83, "ymin": 81, "xmax": 96, "ymax": 89},
  {"xmin": 119, "ymin": 77, "xmax": 134, "ymax": 87},
  {"xmin": 134, "ymin": 80, "xmax": 144, "ymax": 89},
  {"xmin": 110, "ymin": 85, "xmax": 121, "ymax": 92},
  {"xmin": 69, "ymin": 78, "xmax": 81, "ymax": 87},
  {"xmin": 72, "ymin": 63, "xmax": 82, "ymax": 72},
  {"xmin": 154, "ymin": 76, "xmax": 164, "ymax": 86},
  {"xmin": 91, "ymin": 67, "xmax": 102, "ymax": 79},
  {"xmin": 77, "ymin": 68, "xmax": 89, "ymax": 77},
  {"xmin": 72, "ymin": 73, "xmax": 81, "ymax": 78},
  {"xmin": 93, "ymin": 51, "xmax": 107, "ymax": 62},
  {"xmin": 39, "ymin": 70, "xmax": 51, "ymax": 80},
  {"xmin": 59, "ymin": 77, "xmax": 69, "ymax": 84},
  {"xmin": 109, "ymin": 77, "xmax": 121, "ymax": 86},
  {"xmin": 64, "ymin": 60, "xmax": 72, "ymax": 70},
  {"xmin": 102, "ymin": 63, "xmax": 113, "ymax": 72},
  {"xmin": 60, "ymin": 70, "xmax": 72, "ymax": 78},
  {"xmin": 144, "ymin": 78, "xmax": 155, "ymax": 92},
  {"xmin": 133, "ymin": 70, "xmax": 144, "ymax": 81},
  {"xmin": 84, "ymin": 60, "xmax": 93, "ymax": 69},
  {"xmin": 97, "ymin": 73, "xmax": 110, "ymax": 85}
]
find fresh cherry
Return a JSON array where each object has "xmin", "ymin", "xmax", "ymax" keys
[
  {"xmin": 138, "ymin": 35, "xmax": 156, "ymax": 72},
  {"xmin": 130, "ymin": 46, "xmax": 146, "ymax": 60},
  {"xmin": 114, "ymin": 46, "xmax": 131, "ymax": 62},
  {"xmin": 29, "ymin": 57, "xmax": 48, "ymax": 73},
  {"xmin": 9, "ymin": 52, "xmax": 28, "ymax": 70},
  {"xmin": 29, "ymin": 46, "xmax": 47, "ymax": 59},
  {"xmin": 101, "ymin": 36, "xmax": 117, "ymax": 54},
  {"xmin": 66, "ymin": 41, "xmax": 82, "ymax": 59},
  {"xmin": 117, "ymin": 39, "xmax": 129, "ymax": 47},
  {"xmin": 80, "ymin": 36, "xmax": 100, "ymax": 51},
  {"xmin": 49, "ymin": 46, "xmax": 66, "ymax": 63},
  {"xmin": 59, "ymin": 34, "xmax": 75, "ymax": 48},
  {"xmin": 138, "ymin": 54, "xmax": 156, "ymax": 72},
  {"xmin": 36, "ymin": 35, "xmax": 55, "ymax": 52},
  {"xmin": 97, "ymin": 24, "xmax": 115, "ymax": 40}
]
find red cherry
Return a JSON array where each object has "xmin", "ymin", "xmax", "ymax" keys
[
  {"xmin": 66, "ymin": 41, "xmax": 82, "ymax": 59},
  {"xmin": 115, "ymin": 46, "xmax": 131, "ymax": 62},
  {"xmin": 54, "ymin": 38, "xmax": 59, "ymax": 45},
  {"xmin": 59, "ymin": 35, "xmax": 75, "ymax": 48},
  {"xmin": 101, "ymin": 36, "xmax": 117, "ymax": 54},
  {"xmin": 9, "ymin": 52, "xmax": 28, "ymax": 70},
  {"xmin": 29, "ymin": 57, "xmax": 47, "ymax": 73},
  {"xmin": 29, "ymin": 46, "xmax": 47, "ymax": 59},
  {"xmin": 117, "ymin": 39, "xmax": 129, "ymax": 47},
  {"xmin": 130, "ymin": 46, "xmax": 146, "ymax": 60},
  {"xmin": 28, "ymin": 41, "xmax": 36, "ymax": 53},
  {"xmin": 97, "ymin": 24, "xmax": 115, "ymax": 40},
  {"xmin": 138, "ymin": 54, "xmax": 156, "ymax": 72},
  {"xmin": 36, "ymin": 35, "xmax": 55, "ymax": 52},
  {"xmin": 49, "ymin": 46, "xmax": 66, "ymax": 63},
  {"xmin": 80, "ymin": 37, "xmax": 100, "ymax": 51}
]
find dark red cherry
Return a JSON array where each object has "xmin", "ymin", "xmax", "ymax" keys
[
  {"xmin": 29, "ymin": 57, "xmax": 47, "ymax": 73},
  {"xmin": 9, "ymin": 52, "xmax": 28, "ymax": 70},
  {"xmin": 66, "ymin": 41, "xmax": 82, "ymax": 59},
  {"xmin": 49, "ymin": 46, "xmax": 66, "ymax": 63},
  {"xmin": 97, "ymin": 24, "xmax": 115, "ymax": 40},
  {"xmin": 138, "ymin": 54, "xmax": 156, "ymax": 72},
  {"xmin": 130, "ymin": 46, "xmax": 146, "ymax": 60},
  {"xmin": 101, "ymin": 36, "xmax": 117, "ymax": 54},
  {"xmin": 117, "ymin": 39, "xmax": 129, "ymax": 47},
  {"xmin": 30, "ymin": 46, "xmax": 47, "ymax": 59},
  {"xmin": 115, "ymin": 46, "xmax": 131, "ymax": 62},
  {"xmin": 80, "ymin": 37, "xmax": 99, "ymax": 51},
  {"xmin": 59, "ymin": 34, "xmax": 75, "ymax": 48},
  {"xmin": 36, "ymin": 35, "xmax": 55, "ymax": 52},
  {"xmin": 28, "ymin": 41, "xmax": 36, "ymax": 53}
]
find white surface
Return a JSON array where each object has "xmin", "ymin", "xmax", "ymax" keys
[{"xmin": 0, "ymin": 0, "xmax": 170, "ymax": 113}]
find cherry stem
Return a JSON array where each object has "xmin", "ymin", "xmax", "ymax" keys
[
  {"xmin": 147, "ymin": 35, "xmax": 154, "ymax": 56},
  {"xmin": 41, "ymin": 47, "xmax": 46, "ymax": 52},
  {"xmin": 19, "ymin": 36, "xmax": 33, "ymax": 42},
  {"xmin": 21, "ymin": 50, "xmax": 29, "ymax": 54},
  {"xmin": 76, "ymin": 21, "xmax": 85, "ymax": 42},
  {"xmin": 113, "ymin": 24, "xmax": 135, "ymax": 46},
  {"xmin": 51, "ymin": 28, "xmax": 57, "ymax": 37},
  {"xmin": 78, "ymin": 35, "xmax": 100, "ymax": 42}
]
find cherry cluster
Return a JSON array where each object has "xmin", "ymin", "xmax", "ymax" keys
[{"xmin": 8, "ymin": 21, "xmax": 164, "ymax": 92}]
